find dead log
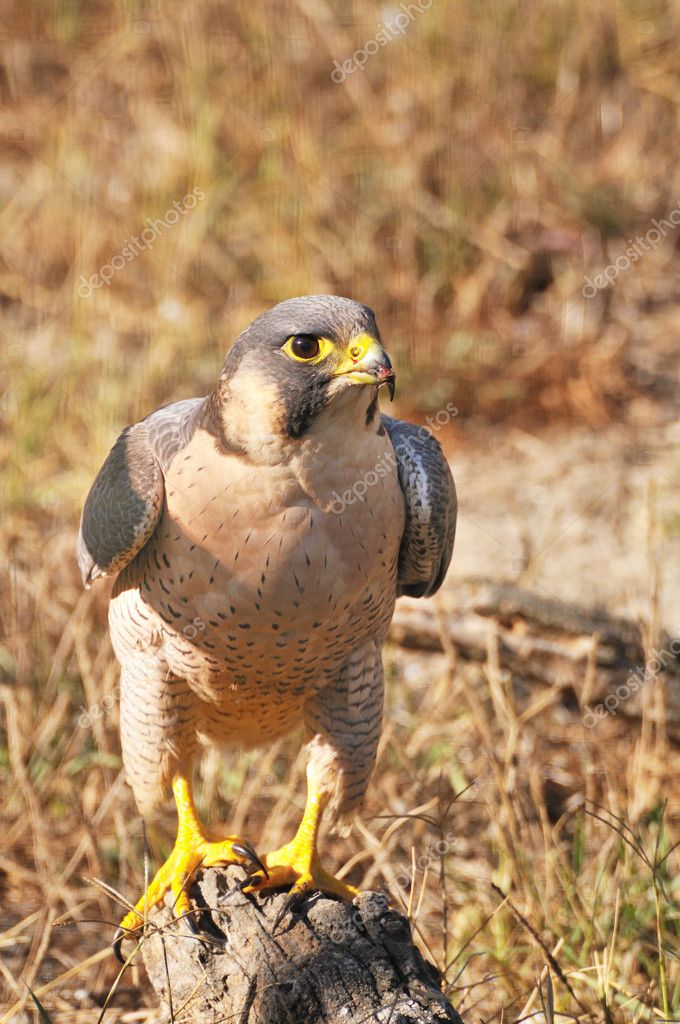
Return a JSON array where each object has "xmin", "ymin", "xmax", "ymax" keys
[
  {"xmin": 389, "ymin": 578, "xmax": 680, "ymax": 726},
  {"xmin": 140, "ymin": 866, "xmax": 462, "ymax": 1024}
]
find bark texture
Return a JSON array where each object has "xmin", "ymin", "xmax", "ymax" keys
[{"xmin": 141, "ymin": 866, "xmax": 462, "ymax": 1024}]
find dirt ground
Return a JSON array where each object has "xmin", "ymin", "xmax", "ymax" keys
[{"xmin": 447, "ymin": 419, "xmax": 680, "ymax": 629}]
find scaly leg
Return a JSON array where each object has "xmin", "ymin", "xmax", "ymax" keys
[
  {"xmin": 245, "ymin": 643, "xmax": 383, "ymax": 902},
  {"xmin": 243, "ymin": 779, "xmax": 358, "ymax": 901},
  {"xmin": 114, "ymin": 773, "xmax": 265, "ymax": 961}
]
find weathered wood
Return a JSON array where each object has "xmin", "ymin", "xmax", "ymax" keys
[{"xmin": 141, "ymin": 866, "xmax": 462, "ymax": 1024}]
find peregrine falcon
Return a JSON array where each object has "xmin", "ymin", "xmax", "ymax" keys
[{"xmin": 77, "ymin": 295, "xmax": 457, "ymax": 960}]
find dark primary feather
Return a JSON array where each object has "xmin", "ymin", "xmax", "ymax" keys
[
  {"xmin": 381, "ymin": 414, "xmax": 457, "ymax": 598},
  {"xmin": 76, "ymin": 398, "xmax": 204, "ymax": 587}
]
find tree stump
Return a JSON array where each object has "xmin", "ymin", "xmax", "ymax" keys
[{"xmin": 140, "ymin": 866, "xmax": 462, "ymax": 1024}]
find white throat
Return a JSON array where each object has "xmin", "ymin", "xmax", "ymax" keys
[{"xmin": 289, "ymin": 385, "xmax": 383, "ymax": 512}]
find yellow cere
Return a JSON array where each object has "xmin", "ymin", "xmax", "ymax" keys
[{"xmin": 333, "ymin": 332, "xmax": 383, "ymax": 378}]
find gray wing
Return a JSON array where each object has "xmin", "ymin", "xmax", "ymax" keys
[
  {"xmin": 382, "ymin": 414, "xmax": 457, "ymax": 598},
  {"xmin": 76, "ymin": 398, "xmax": 205, "ymax": 587}
]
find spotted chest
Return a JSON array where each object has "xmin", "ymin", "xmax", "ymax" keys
[{"xmin": 110, "ymin": 424, "xmax": 405, "ymax": 721}]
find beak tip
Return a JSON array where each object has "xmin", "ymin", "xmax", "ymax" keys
[{"xmin": 377, "ymin": 368, "xmax": 395, "ymax": 402}]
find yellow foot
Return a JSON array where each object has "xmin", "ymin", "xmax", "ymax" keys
[
  {"xmin": 113, "ymin": 834, "xmax": 265, "ymax": 963},
  {"xmin": 243, "ymin": 836, "xmax": 358, "ymax": 902}
]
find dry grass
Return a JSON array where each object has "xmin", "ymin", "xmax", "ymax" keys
[
  {"xmin": 1, "ymin": 580, "xmax": 679, "ymax": 1021},
  {"xmin": 1, "ymin": 0, "xmax": 680, "ymax": 1020}
]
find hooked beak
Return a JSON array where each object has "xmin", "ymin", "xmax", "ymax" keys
[{"xmin": 333, "ymin": 332, "xmax": 396, "ymax": 402}]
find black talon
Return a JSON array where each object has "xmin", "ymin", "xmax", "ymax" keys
[
  {"xmin": 238, "ymin": 871, "xmax": 263, "ymax": 892},
  {"xmin": 272, "ymin": 888, "xmax": 306, "ymax": 933},
  {"xmin": 112, "ymin": 926, "xmax": 128, "ymax": 965},
  {"xmin": 182, "ymin": 906, "xmax": 201, "ymax": 934},
  {"xmin": 232, "ymin": 841, "xmax": 268, "ymax": 878}
]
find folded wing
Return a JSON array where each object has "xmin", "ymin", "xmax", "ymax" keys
[
  {"xmin": 382, "ymin": 414, "xmax": 457, "ymax": 599},
  {"xmin": 76, "ymin": 398, "xmax": 204, "ymax": 587}
]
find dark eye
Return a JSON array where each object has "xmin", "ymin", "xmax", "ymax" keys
[{"xmin": 290, "ymin": 335, "xmax": 320, "ymax": 360}]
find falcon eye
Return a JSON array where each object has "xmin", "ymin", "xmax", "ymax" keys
[
  {"xmin": 282, "ymin": 334, "xmax": 333, "ymax": 364},
  {"xmin": 290, "ymin": 335, "xmax": 320, "ymax": 360}
]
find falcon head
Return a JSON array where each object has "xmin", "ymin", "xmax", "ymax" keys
[{"xmin": 211, "ymin": 296, "xmax": 395, "ymax": 447}]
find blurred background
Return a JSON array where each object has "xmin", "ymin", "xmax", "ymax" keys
[{"xmin": 1, "ymin": 1, "xmax": 679, "ymax": 1019}]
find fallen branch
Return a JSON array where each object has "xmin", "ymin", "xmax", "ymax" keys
[{"xmin": 389, "ymin": 578, "xmax": 680, "ymax": 725}]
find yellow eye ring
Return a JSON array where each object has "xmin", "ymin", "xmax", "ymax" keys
[{"xmin": 282, "ymin": 335, "xmax": 334, "ymax": 364}]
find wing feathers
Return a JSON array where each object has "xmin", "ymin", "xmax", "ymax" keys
[
  {"xmin": 76, "ymin": 398, "xmax": 205, "ymax": 587},
  {"xmin": 381, "ymin": 414, "xmax": 457, "ymax": 598},
  {"xmin": 77, "ymin": 422, "xmax": 162, "ymax": 587}
]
